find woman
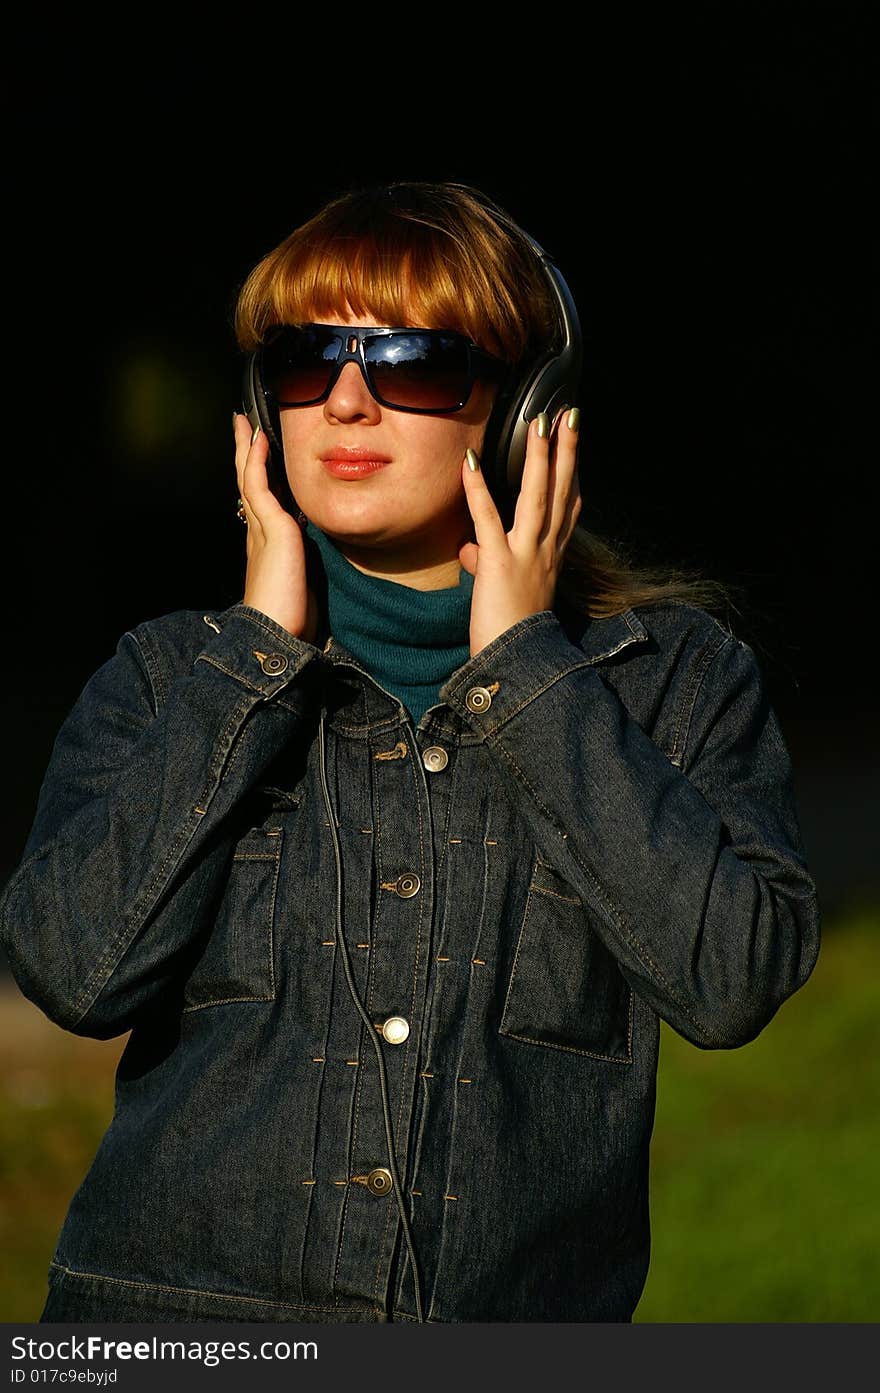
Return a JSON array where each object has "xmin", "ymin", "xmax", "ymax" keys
[{"xmin": 0, "ymin": 182, "xmax": 820, "ymax": 1324}]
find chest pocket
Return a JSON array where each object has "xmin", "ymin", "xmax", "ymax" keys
[
  {"xmin": 499, "ymin": 856, "xmax": 634, "ymax": 1063},
  {"xmin": 182, "ymin": 801, "xmax": 288, "ymax": 1012}
]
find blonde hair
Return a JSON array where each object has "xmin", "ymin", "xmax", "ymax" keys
[{"xmin": 233, "ymin": 181, "xmax": 739, "ymax": 624}]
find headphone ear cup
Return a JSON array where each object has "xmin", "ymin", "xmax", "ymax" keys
[
  {"xmin": 243, "ymin": 352, "xmax": 283, "ymax": 452},
  {"xmin": 482, "ymin": 353, "xmax": 579, "ymax": 529},
  {"xmin": 479, "ymin": 360, "xmax": 540, "ymax": 528},
  {"xmin": 242, "ymin": 352, "xmax": 297, "ymax": 514},
  {"xmin": 479, "ymin": 248, "xmax": 582, "ymax": 529}
]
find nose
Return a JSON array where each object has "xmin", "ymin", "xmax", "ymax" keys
[{"xmin": 323, "ymin": 361, "xmax": 382, "ymax": 425}]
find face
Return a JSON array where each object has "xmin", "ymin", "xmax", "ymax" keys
[{"xmin": 278, "ymin": 312, "xmax": 497, "ymax": 572}]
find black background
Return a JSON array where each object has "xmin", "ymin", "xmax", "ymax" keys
[{"xmin": 2, "ymin": 8, "xmax": 875, "ymax": 916}]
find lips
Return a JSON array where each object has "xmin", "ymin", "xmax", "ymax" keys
[
  {"xmin": 319, "ymin": 448, "xmax": 392, "ymax": 463},
  {"xmin": 320, "ymin": 448, "xmax": 391, "ymax": 479}
]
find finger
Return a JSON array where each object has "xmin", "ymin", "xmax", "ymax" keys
[
  {"xmin": 545, "ymin": 408, "xmax": 581, "ymax": 547},
  {"xmin": 231, "ymin": 416, "xmax": 258, "ymax": 533},
  {"xmin": 233, "ymin": 413, "xmax": 256, "ymax": 498},
  {"xmin": 458, "ymin": 539, "xmax": 479, "ymax": 576},
  {"xmin": 241, "ymin": 425, "xmax": 270, "ymax": 500},
  {"xmin": 461, "ymin": 448, "xmax": 508, "ymax": 550},
  {"xmin": 233, "ymin": 417, "xmax": 265, "ymax": 535},
  {"xmin": 242, "ymin": 426, "xmax": 288, "ymax": 532},
  {"xmin": 511, "ymin": 412, "xmax": 553, "ymax": 545},
  {"xmin": 233, "ymin": 416, "xmax": 271, "ymax": 492},
  {"xmin": 558, "ymin": 471, "xmax": 584, "ymax": 551}
]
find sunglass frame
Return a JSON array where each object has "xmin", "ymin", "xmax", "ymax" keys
[{"xmin": 260, "ymin": 323, "xmax": 508, "ymax": 414}]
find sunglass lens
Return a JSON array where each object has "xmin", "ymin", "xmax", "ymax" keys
[
  {"xmin": 365, "ymin": 333, "xmax": 470, "ymax": 410},
  {"xmin": 263, "ymin": 328, "xmax": 340, "ymax": 405}
]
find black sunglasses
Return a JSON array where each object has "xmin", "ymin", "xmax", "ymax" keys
[{"xmin": 259, "ymin": 323, "xmax": 508, "ymax": 414}]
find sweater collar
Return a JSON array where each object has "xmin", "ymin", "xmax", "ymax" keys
[{"xmin": 304, "ymin": 520, "xmax": 474, "ymax": 686}]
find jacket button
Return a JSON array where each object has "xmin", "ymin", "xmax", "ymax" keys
[
  {"xmin": 395, "ymin": 873, "xmax": 421, "ymax": 898},
  {"xmin": 380, "ymin": 1016, "xmax": 410, "ymax": 1045},
  {"xmin": 365, "ymin": 1167, "xmax": 393, "ymax": 1196},
  {"xmin": 465, "ymin": 686, "xmax": 492, "ymax": 712},
  {"xmin": 260, "ymin": 654, "xmax": 289, "ymax": 676},
  {"xmin": 422, "ymin": 745, "xmax": 449, "ymax": 772}
]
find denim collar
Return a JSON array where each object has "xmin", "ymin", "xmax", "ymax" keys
[
  {"xmin": 316, "ymin": 607, "xmax": 651, "ymax": 736},
  {"xmin": 322, "ymin": 605, "xmax": 649, "ymax": 671},
  {"xmin": 320, "ymin": 610, "xmax": 648, "ymax": 674}
]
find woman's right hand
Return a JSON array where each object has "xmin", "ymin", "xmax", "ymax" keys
[{"xmin": 233, "ymin": 414, "xmax": 320, "ymax": 643}]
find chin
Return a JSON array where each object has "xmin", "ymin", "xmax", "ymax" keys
[{"xmin": 308, "ymin": 508, "xmax": 403, "ymax": 545}]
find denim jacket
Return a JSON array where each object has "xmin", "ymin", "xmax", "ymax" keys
[{"xmin": 0, "ymin": 598, "xmax": 821, "ymax": 1323}]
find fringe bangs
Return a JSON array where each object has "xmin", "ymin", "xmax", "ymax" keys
[{"xmin": 234, "ymin": 198, "xmax": 549, "ymax": 361}]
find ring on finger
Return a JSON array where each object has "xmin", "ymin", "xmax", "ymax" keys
[{"xmin": 236, "ymin": 497, "xmax": 249, "ymax": 524}]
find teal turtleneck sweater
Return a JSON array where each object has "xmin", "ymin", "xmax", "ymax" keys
[{"xmin": 305, "ymin": 520, "xmax": 475, "ymax": 727}]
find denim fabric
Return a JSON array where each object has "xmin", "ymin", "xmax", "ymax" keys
[{"xmin": 0, "ymin": 599, "xmax": 821, "ymax": 1323}]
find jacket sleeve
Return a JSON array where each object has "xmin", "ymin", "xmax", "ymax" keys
[
  {"xmin": 441, "ymin": 609, "xmax": 821, "ymax": 1049},
  {"xmin": 0, "ymin": 605, "xmax": 321, "ymax": 1038}
]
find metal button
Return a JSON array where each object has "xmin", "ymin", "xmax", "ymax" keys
[
  {"xmin": 380, "ymin": 1016, "xmax": 410, "ymax": 1046},
  {"xmin": 365, "ymin": 1167, "xmax": 393, "ymax": 1196},
  {"xmin": 260, "ymin": 653, "xmax": 289, "ymax": 676},
  {"xmin": 465, "ymin": 685, "xmax": 492, "ymax": 713},
  {"xmin": 422, "ymin": 745, "xmax": 449, "ymax": 772},
  {"xmin": 395, "ymin": 873, "xmax": 421, "ymax": 898}
]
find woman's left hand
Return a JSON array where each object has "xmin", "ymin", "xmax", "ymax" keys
[{"xmin": 458, "ymin": 408, "xmax": 582, "ymax": 658}]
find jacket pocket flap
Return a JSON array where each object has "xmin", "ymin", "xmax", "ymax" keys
[{"xmin": 499, "ymin": 854, "xmax": 633, "ymax": 1062}]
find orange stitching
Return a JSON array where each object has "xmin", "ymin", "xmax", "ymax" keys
[{"xmin": 373, "ymin": 742, "xmax": 408, "ymax": 761}]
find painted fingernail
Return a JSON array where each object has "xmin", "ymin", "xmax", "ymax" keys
[
  {"xmin": 536, "ymin": 412, "xmax": 550, "ymax": 439},
  {"xmin": 567, "ymin": 407, "xmax": 580, "ymax": 432},
  {"xmin": 466, "ymin": 448, "xmax": 480, "ymax": 472},
  {"xmin": 232, "ymin": 411, "xmax": 239, "ymax": 431},
  {"xmin": 250, "ymin": 424, "xmax": 261, "ymax": 446}
]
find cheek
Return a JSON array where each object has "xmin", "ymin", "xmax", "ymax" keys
[
  {"xmin": 408, "ymin": 432, "xmax": 472, "ymax": 501},
  {"xmin": 279, "ymin": 415, "xmax": 318, "ymax": 477},
  {"xmin": 413, "ymin": 420, "xmax": 486, "ymax": 469}
]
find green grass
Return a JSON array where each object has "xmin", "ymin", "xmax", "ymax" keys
[
  {"xmin": 1, "ymin": 909, "xmax": 877, "ymax": 1322},
  {"xmin": 0, "ymin": 1005, "xmax": 124, "ymax": 1321},
  {"xmin": 635, "ymin": 907, "xmax": 880, "ymax": 1321}
]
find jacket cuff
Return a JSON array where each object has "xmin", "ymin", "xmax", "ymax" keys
[
  {"xmin": 441, "ymin": 610, "xmax": 593, "ymax": 735},
  {"xmin": 193, "ymin": 603, "xmax": 321, "ymax": 700}
]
